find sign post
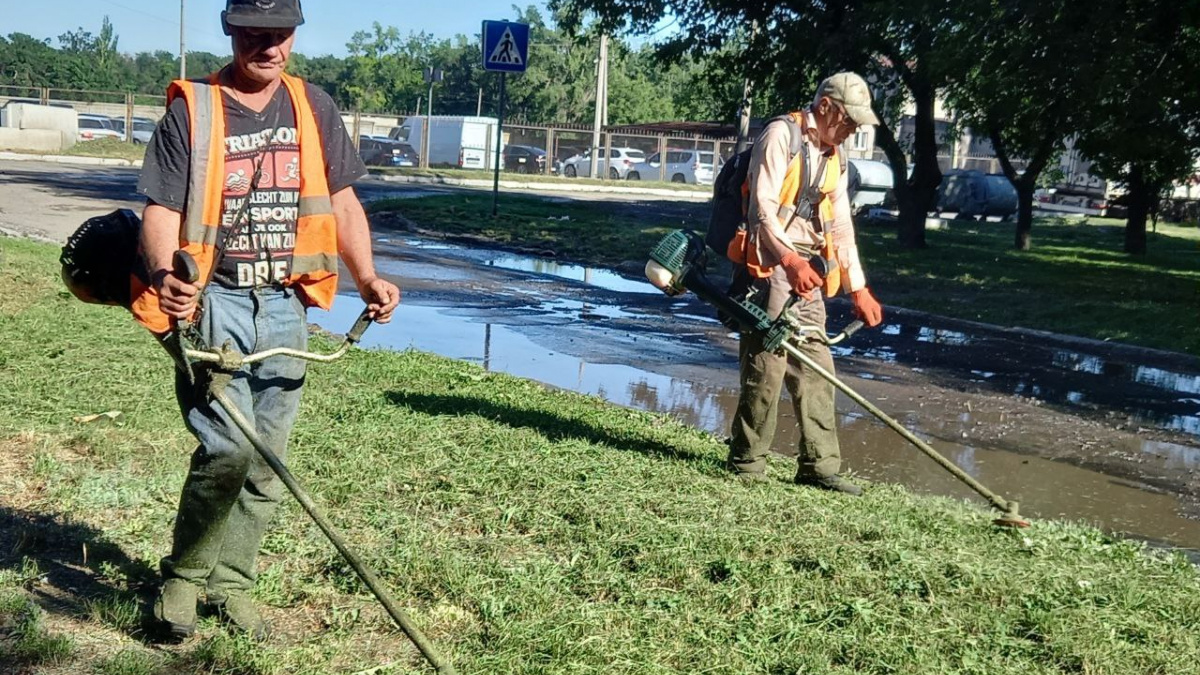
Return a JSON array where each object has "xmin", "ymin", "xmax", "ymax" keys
[
  {"xmin": 420, "ymin": 67, "xmax": 443, "ymax": 170},
  {"xmin": 482, "ymin": 20, "xmax": 530, "ymax": 216}
]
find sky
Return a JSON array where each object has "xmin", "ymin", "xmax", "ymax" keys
[{"xmin": 6, "ymin": 0, "xmax": 551, "ymax": 57}]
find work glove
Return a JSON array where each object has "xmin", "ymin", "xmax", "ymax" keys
[
  {"xmin": 851, "ymin": 288, "xmax": 884, "ymax": 327},
  {"xmin": 780, "ymin": 251, "xmax": 823, "ymax": 297}
]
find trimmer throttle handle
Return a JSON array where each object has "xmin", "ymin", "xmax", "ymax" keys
[
  {"xmin": 173, "ymin": 250, "xmax": 200, "ymax": 284},
  {"xmin": 346, "ymin": 308, "xmax": 374, "ymax": 344},
  {"xmin": 842, "ymin": 320, "xmax": 865, "ymax": 338}
]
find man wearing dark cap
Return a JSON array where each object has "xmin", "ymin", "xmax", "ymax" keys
[
  {"xmin": 134, "ymin": 0, "xmax": 400, "ymax": 639},
  {"xmin": 726, "ymin": 72, "xmax": 885, "ymax": 493}
]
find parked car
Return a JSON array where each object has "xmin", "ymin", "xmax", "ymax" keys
[
  {"xmin": 77, "ymin": 113, "xmax": 123, "ymax": 142},
  {"xmin": 503, "ymin": 144, "xmax": 557, "ymax": 174},
  {"xmin": 847, "ymin": 158, "xmax": 893, "ymax": 215},
  {"xmin": 108, "ymin": 116, "xmax": 156, "ymax": 144},
  {"xmin": 358, "ymin": 135, "xmax": 418, "ymax": 167},
  {"xmin": 561, "ymin": 147, "xmax": 646, "ymax": 179},
  {"xmin": 627, "ymin": 149, "xmax": 716, "ymax": 184},
  {"xmin": 936, "ymin": 169, "xmax": 1018, "ymax": 220}
]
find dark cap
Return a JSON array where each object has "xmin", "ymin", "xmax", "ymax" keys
[{"xmin": 223, "ymin": 0, "xmax": 305, "ymax": 29}]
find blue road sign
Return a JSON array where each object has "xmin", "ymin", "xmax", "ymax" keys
[{"xmin": 482, "ymin": 21, "xmax": 529, "ymax": 73}]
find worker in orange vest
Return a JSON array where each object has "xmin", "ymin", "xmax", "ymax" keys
[
  {"xmin": 727, "ymin": 73, "xmax": 884, "ymax": 493},
  {"xmin": 133, "ymin": 0, "xmax": 399, "ymax": 640}
]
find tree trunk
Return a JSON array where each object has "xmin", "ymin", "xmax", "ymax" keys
[
  {"xmin": 990, "ymin": 130, "xmax": 1057, "ymax": 252},
  {"xmin": 902, "ymin": 81, "xmax": 943, "ymax": 249},
  {"xmin": 1124, "ymin": 165, "xmax": 1150, "ymax": 255},
  {"xmin": 874, "ymin": 84, "xmax": 941, "ymax": 249},
  {"xmin": 1014, "ymin": 181, "xmax": 1034, "ymax": 251}
]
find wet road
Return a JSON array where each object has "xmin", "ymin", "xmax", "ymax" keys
[
  {"xmin": 4, "ymin": 158, "xmax": 1199, "ymax": 554},
  {"xmin": 313, "ymin": 232, "xmax": 1200, "ymax": 555}
]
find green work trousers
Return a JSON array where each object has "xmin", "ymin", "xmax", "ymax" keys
[
  {"xmin": 728, "ymin": 269, "xmax": 841, "ymax": 479},
  {"xmin": 162, "ymin": 285, "xmax": 307, "ymax": 600}
]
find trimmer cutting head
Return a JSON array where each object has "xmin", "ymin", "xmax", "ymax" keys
[{"xmin": 993, "ymin": 501, "xmax": 1031, "ymax": 528}]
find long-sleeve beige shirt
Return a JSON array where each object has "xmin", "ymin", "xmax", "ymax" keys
[{"xmin": 746, "ymin": 110, "xmax": 867, "ymax": 292}]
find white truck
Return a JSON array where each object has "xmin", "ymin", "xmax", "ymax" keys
[{"xmin": 389, "ymin": 115, "xmax": 501, "ymax": 170}]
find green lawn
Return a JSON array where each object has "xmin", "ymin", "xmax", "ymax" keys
[
  {"xmin": 370, "ymin": 193, "xmax": 682, "ymax": 269},
  {"xmin": 3, "ymin": 236, "xmax": 1200, "ymax": 674},
  {"xmin": 371, "ymin": 195, "xmax": 1200, "ymax": 355},
  {"xmin": 62, "ymin": 138, "xmax": 147, "ymax": 162},
  {"xmin": 856, "ymin": 216, "xmax": 1200, "ymax": 355}
]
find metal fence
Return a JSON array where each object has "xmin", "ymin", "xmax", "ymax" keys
[{"xmin": 2, "ymin": 85, "xmax": 1033, "ymax": 183}]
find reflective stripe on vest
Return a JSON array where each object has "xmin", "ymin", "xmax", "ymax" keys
[{"xmin": 130, "ymin": 72, "xmax": 339, "ymax": 334}]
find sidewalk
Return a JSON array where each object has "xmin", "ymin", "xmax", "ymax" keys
[{"xmin": 0, "ymin": 150, "xmax": 143, "ymax": 168}]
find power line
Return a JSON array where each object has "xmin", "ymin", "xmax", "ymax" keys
[{"xmin": 94, "ymin": 0, "xmax": 225, "ymax": 42}]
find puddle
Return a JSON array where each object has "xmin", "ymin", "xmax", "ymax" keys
[
  {"xmin": 833, "ymin": 322, "xmax": 1200, "ymax": 439},
  {"xmin": 314, "ymin": 299, "xmax": 1200, "ymax": 552},
  {"xmin": 395, "ymin": 236, "xmax": 660, "ymax": 294}
]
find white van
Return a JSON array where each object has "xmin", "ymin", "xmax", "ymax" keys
[{"xmin": 389, "ymin": 116, "xmax": 500, "ymax": 170}]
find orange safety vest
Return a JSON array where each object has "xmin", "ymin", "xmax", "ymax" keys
[
  {"xmin": 728, "ymin": 112, "xmax": 844, "ymax": 295},
  {"xmin": 130, "ymin": 72, "xmax": 339, "ymax": 334}
]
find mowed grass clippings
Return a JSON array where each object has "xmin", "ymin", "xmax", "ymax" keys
[{"xmin": 2, "ymin": 235, "xmax": 1200, "ymax": 674}]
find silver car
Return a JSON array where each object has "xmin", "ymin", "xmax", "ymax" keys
[
  {"xmin": 627, "ymin": 149, "xmax": 716, "ymax": 185},
  {"xmin": 561, "ymin": 147, "xmax": 647, "ymax": 179}
]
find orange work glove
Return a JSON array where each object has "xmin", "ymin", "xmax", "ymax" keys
[
  {"xmin": 780, "ymin": 251, "xmax": 823, "ymax": 296},
  {"xmin": 851, "ymin": 288, "xmax": 884, "ymax": 327}
]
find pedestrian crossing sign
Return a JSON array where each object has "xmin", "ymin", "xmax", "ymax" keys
[{"xmin": 482, "ymin": 20, "xmax": 530, "ymax": 73}]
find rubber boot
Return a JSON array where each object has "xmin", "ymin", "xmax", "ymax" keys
[
  {"xmin": 795, "ymin": 474, "xmax": 863, "ymax": 496},
  {"xmin": 207, "ymin": 592, "xmax": 269, "ymax": 641},
  {"xmin": 153, "ymin": 579, "xmax": 199, "ymax": 639}
]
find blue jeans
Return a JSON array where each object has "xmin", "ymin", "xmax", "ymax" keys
[{"xmin": 162, "ymin": 285, "xmax": 307, "ymax": 599}]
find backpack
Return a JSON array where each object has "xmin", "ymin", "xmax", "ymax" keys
[{"xmin": 706, "ymin": 115, "xmax": 808, "ymax": 258}]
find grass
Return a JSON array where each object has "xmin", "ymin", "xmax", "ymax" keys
[
  {"xmin": 61, "ymin": 138, "xmax": 146, "ymax": 162},
  {"xmin": 370, "ymin": 193, "xmax": 683, "ymax": 269},
  {"xmin": 371, "ymin": 165, "xmax": 711, "ymax": 193},
  {"xmin": 856, "ymin": 216, "xmax": 1200, "ymax": 355},
  {"xmin": 371, "ymin": 194, "xmax": 1200, "ymax": 355},
  {"xmin": 4, "ymin": 236, "xmax": 1200, "ymax": 674}
]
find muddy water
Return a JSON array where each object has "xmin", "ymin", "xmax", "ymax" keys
[{"xmin": 311, "ymin": 232, "xmax": 1200, "ymax": 553}]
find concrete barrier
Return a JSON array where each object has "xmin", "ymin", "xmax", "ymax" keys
[
  {"xmin": 4, "ymin": 103, "xmax": 76, "ymax": 135},
  {"xmin": 0, "ymin": 128, "xmax": 71, "ymax": 153}
]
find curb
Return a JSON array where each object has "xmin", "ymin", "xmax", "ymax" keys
[
  {"xmin": 369, "ymin": 172, "xmax": 711, "ymax": 200},
  {"xmin": 0, "ymin": 151, "xmax": 143, "ymax": 168}
]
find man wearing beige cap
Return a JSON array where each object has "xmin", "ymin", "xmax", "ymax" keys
[{"xmin": 726, "ymin": 71, "xmax": 884, "ymax": 494}]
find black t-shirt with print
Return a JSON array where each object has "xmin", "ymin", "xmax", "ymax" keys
[{"xmin": 137, "ymin": 81, "xmax": 366, "ymax": 288}]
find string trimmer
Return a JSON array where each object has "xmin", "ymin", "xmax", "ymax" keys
[
  {"xmin": 169, "ymin": 252, "xmax": 459, "ymax": 673},
  {"xmin": 644, "ymin": 230, "xmax": 1030, "ymax": 528}
]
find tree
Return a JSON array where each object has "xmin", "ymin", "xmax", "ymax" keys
[
  {"xmin": 942, "ymin": 0, "xmax": 1110, "ymax": 250},
  {"xmin": 1075, "ymin": 4, "xmax": 1200, "ymax": 254},
  {"xmin": 57, "ymin": 16, "xmax": 122, "ymax": 91},
  {"xmin": 551, "ymin": 0, "xmax": 970, "ymax": 249}
]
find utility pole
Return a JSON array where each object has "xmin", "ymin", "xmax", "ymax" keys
[
  {"xmin": 179, "ymin": 0, "xmax": 186, "ymax": 79},
  {"xmin": 477, "ymin": 87, "xmax": 484, "ymax": 116},
  {"xmin": 589, "ymin": 34, "xmax": 608, "ymax": 179}
]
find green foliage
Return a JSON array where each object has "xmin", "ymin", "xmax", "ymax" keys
[{"xmin": 0, "ymin": 8, "xmax": 732, "ymax": 125}]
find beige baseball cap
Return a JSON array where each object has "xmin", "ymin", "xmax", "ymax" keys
[{"xmin": 815, "ymin": 72, "xmax": 880, "ymax": 126}]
